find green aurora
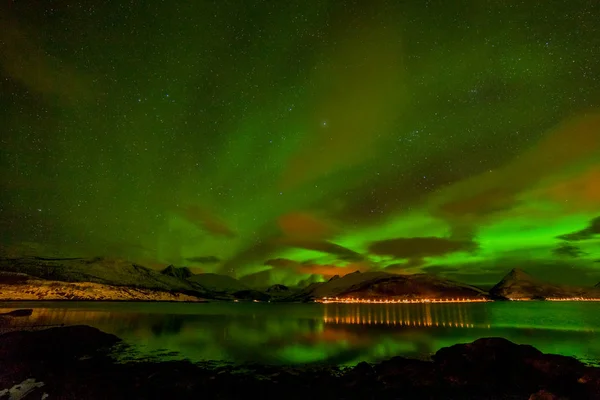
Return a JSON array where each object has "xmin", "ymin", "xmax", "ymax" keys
[{"xmin": 1, "ymin": 1, "xmax": 599, "ymax": 287}]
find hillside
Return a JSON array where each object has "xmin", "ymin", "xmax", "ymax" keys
[
  {"xmin": 187, "ymin": 273, "xmax": 249, "ymax": 293},
  {"xmin": 160, "ymin": 265, "xmax": 193, "ymax": 280},
  {"xmin": 0, "ymin": 257, "xmax": 209, "ymax": 299},
  {"xmin": 285, "ymin": 271, "xmax": 487, "ymax": 302},
  {"xmin": 0, "ymin": 272, "xmax": 204, "ymax": 301},
  {"xmin": 489, "ymin": 268, "xmax": 599, "ymax": 300},
  {"xmin": 0, "ymin": 256, "xmax": 277, "ymax": 301}
]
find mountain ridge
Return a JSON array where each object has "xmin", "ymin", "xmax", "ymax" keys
[{"xmin": 1, "ymin": 255, "xmax": 599, "ymax": 302}]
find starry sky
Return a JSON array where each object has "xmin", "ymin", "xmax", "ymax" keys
[{"xmin": 1, "ymin": 0, "xmax": 600, "ymax": 288}]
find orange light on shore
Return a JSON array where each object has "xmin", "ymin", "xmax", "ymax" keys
[
  {"xmin": 315, "ymin": 297, "xmax": 492, "ymax": 304},
  {"xmin": 545, "ymin": 297, "xmax": 600, "ymax": 302}
]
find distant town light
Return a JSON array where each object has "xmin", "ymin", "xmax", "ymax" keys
[{"xmin": 316, "ymin": 297, "xmax": 492, "ymax": 304}]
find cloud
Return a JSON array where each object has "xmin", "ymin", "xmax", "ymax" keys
[
  {"xmin": 297, "ymin": 262, "xmax": 369, "ymax": 278},
  {"xmin": 264, "ymin": 258, "xmax": 301, "ymax": 268},
  {"xmin": 278, "ymin": 212, "xmax": 339, "ymax": 239},
  {"xmin": 557, "ymin": 216, "xmax": 600, "ymax": 241},
  {"xmin": 421, "ymin": 258, "xmax": 600, "ymax": 287},
  {"xmin": 275, "ymin": 237, "xmax": 363, "ymax": 261},
  {"xmin": 264, "ymin": 257, "xmax": 370, "ymax": 280},
  {"xmin": 185, "ymin": 256, "xmax": 221, "ymax": 264},
  {"xmin": 368, "ymin": 236, "xmax": 478, "ymax": 259},
  {"xmin": 431, "ymin": 113, "xmax": 600, "ymax": 222},
  {"xmin": 218, "ymin": 240, "xmax": 277, "ymax": 275},
  {"xmin": 384, "ymin": 258, "xmax": 426, "ymax": 273},
  {"xmin": 420, "ymin": 265, "xmax": 460, "ymax": 275},
  {"xmin": 181, "ymin": 205, "xmax": 236, "ymax": 238},
  {"xmin": 539, "ymin": 166, "xmax": 600, "ymax": 212},
  {"xmin": 552, "ymin": 243, "xmax": 588, "ymax": 258},
  {"xmin": 296, "ymin": 274, "xmax": 323, "ymax": 288},
  {"xmin": 238, "ymin": 269, "xmax": 273, "ymax": 288}
]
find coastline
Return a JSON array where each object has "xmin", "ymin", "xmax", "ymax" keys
[
  {"xmin": 0, "ymin": 278, "xmax": 208, "ymax": 302},
  {"xmin": 1, "ymin": 324, "xmax": 599, "ymax": 400}
]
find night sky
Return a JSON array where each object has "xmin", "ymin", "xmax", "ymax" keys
[{"xmin": 1, "ymin": 0, "xmax": 599, "ymax": 287}]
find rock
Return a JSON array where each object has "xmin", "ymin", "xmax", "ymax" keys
[
  {"xmin": 0, "ymin": 378, "xmax": 45, "ymax": 399},
  {"xmin": 0, "ymin": 325, "xmax": 121, "ymax": 362},
  {"xmin": 0, "ymin": 309, "xmax": 33, "ymax": 317},
  {"xmin": 529, "ymin": 389, "xmax": 560, "ymax": 400},
  {"xmin": 432, "ymin": 337, "xmax": 543, "ymax": 392},
  {"xmin": 576, "ymin": 368, "xmax": 600, "ymax": 399},
  {"xmin": 0, "ymin": 325, "xmax": 122, "ymax": 393},
  {"xmin": 2, "ymin": 326, "xmax": 599, "ymax": 400},
  {"xmin": 375, "ymin": 356, "xmax": 435, "ymax": 388},
  {"xmin": 352, "ymin": 361, "xmax": 375, "ymax": 376}
]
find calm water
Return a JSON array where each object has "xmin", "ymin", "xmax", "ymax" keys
[{"xmin": 1, "ymin": 301, "xmax": 599, "ymax": 366}]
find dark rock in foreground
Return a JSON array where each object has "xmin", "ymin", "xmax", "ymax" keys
[
  {"xmin": 0, "ymin": 309, "xmax": 32, "ymax": 317},
  {"xmin": 1, "ymin": 326, "xmax": 599, "ymax": 399}
]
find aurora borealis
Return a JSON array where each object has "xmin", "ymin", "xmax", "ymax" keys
[{"xmin": 1, "ymin": 1, "xmax": 599, "ymax": 287}]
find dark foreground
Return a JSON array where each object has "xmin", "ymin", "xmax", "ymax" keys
[{"xmin": 1, "ymin": 326, "xmax": 599, "ymax": 400}]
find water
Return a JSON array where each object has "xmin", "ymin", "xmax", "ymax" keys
[{"xmin": 1, "ymin": 301, "xmax": 599, "ymax": 366}]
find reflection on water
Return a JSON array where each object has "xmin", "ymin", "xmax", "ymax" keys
[
  {"xmin": 323, "ymin": 303, "xmax": 490, "ymax": 328},
  {"xmin": 1, "ymin": 302, "xmax": 599, "ymax": 366}
]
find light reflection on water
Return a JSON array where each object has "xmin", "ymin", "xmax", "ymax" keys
[
  {"xmin": 322, "ymin": 303, "xmax": 489, "ymax": 328},
  {"xmin": 0, "ymin": 301, "xmax": 598, "ymax": 366}
]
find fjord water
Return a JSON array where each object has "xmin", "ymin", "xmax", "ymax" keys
[{"xmin": 1, "ymin": 302, "xmax": 599, "ymax": 366}]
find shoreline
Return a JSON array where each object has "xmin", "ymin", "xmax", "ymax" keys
[
  {"xmin": 1, "ymin": 324, "xmax": 599, "ymax": 400},
  {"xmin": 2, "ymin": 297, "xmax": 600, "ymax": 303}
]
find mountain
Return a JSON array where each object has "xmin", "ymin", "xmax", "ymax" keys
[
  {"xmin": 0, "ymin": 255, "xmax": 275, "ymax": 301},
  {"xmin": 264, "ymin": 284, "xmax": 294, "ymax": 299},
  {"xmin": 490, "ymin": 268, "xmax": 598, "ymax": 300},
  {"xmin": 0, "ymin": 271, "xmax": 204, "ymax": 301},
  {"xmin": 285, "ymin": 271, "xmax": 487, "ymax": 302},
  {"xmin": 0, "ymin": 256, "xmax": 210, "ymax": 300},
  {"xmin": 266, "ymin": 284, "xmax": 289, "ymax": 293},
  {"xmin": 0, "ymin": 257, "xmax": 202, "ymax": 292},
  {"xmin": 160, "ymin": 265, "xmax": 192, "ymax": 280},
  {"xmin": 187, "ymin": 273, "xmax": 249, "ymax": 293}
]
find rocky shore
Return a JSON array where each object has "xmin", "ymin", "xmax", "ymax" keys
[{"xmin": 1, "ymin": 325, "xmax": 599, "ymax": 400}]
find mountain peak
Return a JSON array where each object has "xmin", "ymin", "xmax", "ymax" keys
[
  {"xmin": 160, "ymin": 265, "xmax": 192, "ymax": 279},
  {"xmin": 506, "ymin": 268, "xmax": 533, "ymax": 280},
  {"xmin": 490, "ymin": 268, "xmax": 593, "ymax": 300}
]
